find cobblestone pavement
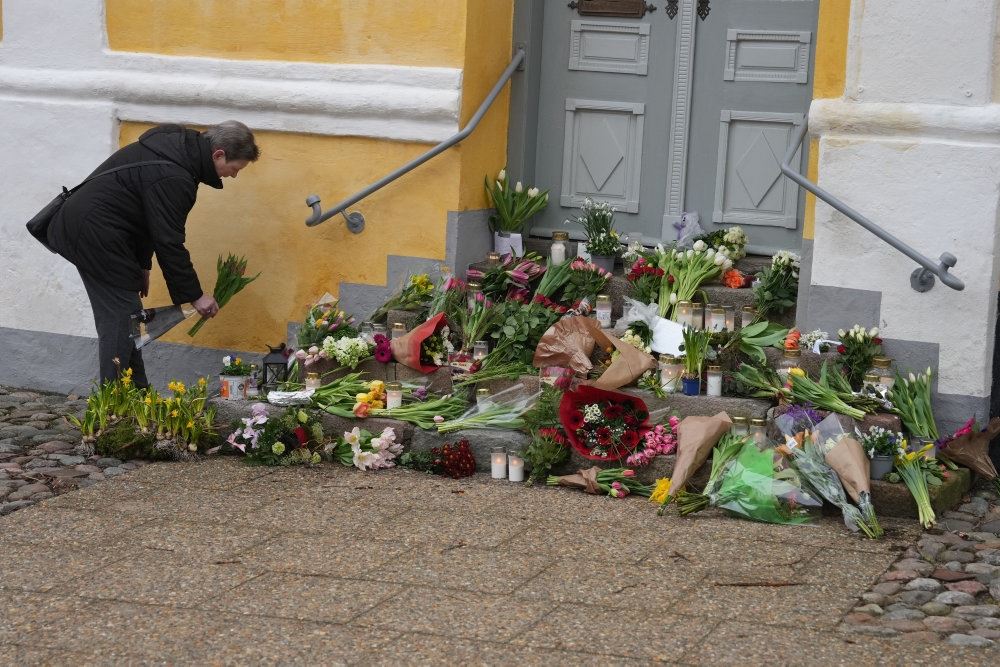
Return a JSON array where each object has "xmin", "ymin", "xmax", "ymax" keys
[
  {"xmin": 1, "ymin": 387, "xmax": 999, "ymax": 664},
  {"xmin": 0, "ymin": 388, "xmax": 146, "ymax": 516}
]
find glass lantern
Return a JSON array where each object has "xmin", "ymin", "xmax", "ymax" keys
[
  {"xmin": 262, "ymin": 343, "xmax": 289, "ymax": 393},
  {"xmin": 690, "ymin": 303, "xmax": 705, "ymax": 330},
  {"xmin": 731, "ymin": 416, "xmax": 749, "ymax": 436},
  {"xmin": 473, "ymin": 340, "xmax": 489, "ymax": 361},
  {"xmin": 676, "ymin": 300, "xmax": 693, "ymax": 327},
  {"xmin": 749, "ymin": 418, "xmax": 767, "ymax": 445},
  {"xmin": 659, "ymin": 354, "xmax": 684, "ymax": 394},
  {"xmin": 723, "ymin": 305, "xmax": 736, "ymax": 332},
  {"xmin": 391, "ymin": 322, "xmax": 407, "ymax": 340}
]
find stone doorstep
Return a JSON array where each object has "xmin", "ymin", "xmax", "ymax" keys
[{"xmin": 209, "ymin": 393, "xmax": 969, "ymax": 519}]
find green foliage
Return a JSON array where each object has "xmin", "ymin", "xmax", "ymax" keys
[
  {"xmin": 521, "ymin": 384, "xmax": 563, "ymax": 433},
  {"xmin": 753, "ymin": 262, "xmax": 798, "ymax": 318},
  {"xmin": 523, "ymin": 429, "xmax": 570, "ymax": 487}
]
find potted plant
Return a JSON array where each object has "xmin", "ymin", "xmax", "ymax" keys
[
  {"xmin": 485, "ymin": 168, "xmax": 549, "ymax": 257},
  {"xmin": 220, "ymin": 355, "xmax": 251, "ymax": 401},
  {"xmin": 571, "ymin": 197, "xmax": 620, "ymax": 273},
  {"xmin": 680, "ymin": 328, "xmax": 711, "ymax": 396},
  {"xmin": 856, "ymin": 425, "xmax": 903, "ymax": 480}
]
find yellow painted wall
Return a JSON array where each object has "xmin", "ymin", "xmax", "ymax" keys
[
  {"xmin": 105, "ymin": 0, "xmax": 466, "ymax": 67},
  {"xmin": 456, "ymin": 0, "xmax": 515, "ymax": 209},
  {"xmin": 804, "ymin": 0, "xmax": 852, "ymax": 241},
  {"xmin": 121, "ymin": 123, "xmax": 461, "ymax": 351}
]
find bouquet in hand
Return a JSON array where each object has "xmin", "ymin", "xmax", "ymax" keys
[
  {"xmin": 547, "ymin": 466, "xmax": 651, "ymax": 498},
  {"xmin": 188, "ymin": 254, "xmax": 259, "ymax": 336},
  {"xmin": 559, "ymin": 385, "xmax": 650, "ymax": 461}
]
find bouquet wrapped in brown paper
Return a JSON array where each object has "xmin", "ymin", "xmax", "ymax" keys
[
  {"xmin": 532, "ymin": 316, "xmax": 656, "ymax": 390},
  {"xmin": 811, "ymin": 412, "xmax": 880, "ymax": 530},
  {"xmin": 546, "ymin": 466, "xmax": 652, "ymax": 498},
  {"xmin": 940, "ymin": 417, "xmax": 1000, "ymax": 488},
  {"xmin": 657, "ymin": 411, "xmax": 732, "ymax": 513}
]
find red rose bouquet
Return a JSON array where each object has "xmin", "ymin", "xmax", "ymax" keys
[{"xmin": 559, "ymin": 385, "xmax": 650, "ymax": 461}]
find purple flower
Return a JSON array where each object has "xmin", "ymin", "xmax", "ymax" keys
[{"xmin": 413, "ymin": 386, "xmax": 429, "ymax": 401}]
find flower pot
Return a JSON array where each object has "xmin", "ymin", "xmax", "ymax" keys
[
  {"xmin": 220, "ymin": 375, "xmax": 247, "ymax": 401},
  {"xmin": 869, "ymin": 455, "xmax": 893, "ymax": 480},
  {"xmin": 590, "ymin": 254, "xmax": 616, "ymax": 274},
  {"xmin": 493, "ymin": 231, "xmax": 524, "ymax": 257},
  {"xmin": 681, "ymin": 376, "xmax": 701, "ymax": 396}
]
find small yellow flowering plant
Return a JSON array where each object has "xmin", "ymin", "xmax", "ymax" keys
[
  {"xmin": 68, "ymin": 366, "xmax": 215, "ymax": 460},
  {"xmin": 220, "ymin": 355, "xmax": 250, "ymax": 376}
]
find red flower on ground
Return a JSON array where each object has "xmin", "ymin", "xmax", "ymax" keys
[
  {"xmin": 293, "ymin": 426, "xmax": 309, "ymax": 447},
  {"xmin": 837, "ymin": 345, "xmax": 847, "ymax": 355}
]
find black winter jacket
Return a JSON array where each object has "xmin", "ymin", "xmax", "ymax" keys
[{"xmin": 47, "ymin": 124, "xmax": 223, "ymax": 304}]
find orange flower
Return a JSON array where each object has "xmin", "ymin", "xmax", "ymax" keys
[
  {"xmin": 353, "ymin": 402, "xmax": 371, "ymax": 418},
  {"xmin": 722, "ymin": 269, "xmax": 747, "ymax": 289}
]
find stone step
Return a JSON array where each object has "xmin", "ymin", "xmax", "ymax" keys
[{"xmin": 209, "ymin": 395, "xmax": 969, "ymax": 519}]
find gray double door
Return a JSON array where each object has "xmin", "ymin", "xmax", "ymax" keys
[{"xmin": 527, "ymin": 0, "xmax": 819, "ymax": 253}]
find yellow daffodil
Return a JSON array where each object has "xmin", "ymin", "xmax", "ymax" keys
[
  {"xmin": 198, "ymin": 377, "xmax": 207, "ymax": 387},
  {"xmin": 649, "ymin": 478, "xmax": 672, "ymax": 504},
  {"xmin": 144, "ymin": 396, "xmax": 152, "ymax": 405},
  {"xmin": 170, "ymin": 410, "xmax": 179, "ymax": 418},
  {"xmin": 235, "ymin": 357, "xmax": 243, "ymax": 365}
]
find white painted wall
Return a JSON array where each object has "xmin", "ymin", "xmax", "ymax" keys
[
  {"xmin": 810, "ymin": 0, "xmax": 1000, "ymax": 398},
  {"xmin": 0, "ymin": 0, "xmax": 462, "ymax": 339}
]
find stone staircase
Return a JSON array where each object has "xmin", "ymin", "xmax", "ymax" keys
[{"xmin": 213, "ymin": 242, "xmax": 970, "ymax": 518}]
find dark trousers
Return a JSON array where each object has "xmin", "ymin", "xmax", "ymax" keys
[{"xmin": 78, "ymin": 269, "xmax": 149, "ymax": 387}]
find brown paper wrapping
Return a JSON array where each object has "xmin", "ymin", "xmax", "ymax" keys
[
  {"xmin": 670, "ymin": 412, "xmax": 733, "ymax": 496},
  {"xmin": 532, "ymin": 316, "xmax": 656, "ymax": 391},
  {"xmin": 824, "ymin": 436, "xmax": 871, "ymax": 503},
  {"xmin": 555, "ymin": 466, "xmax": 603, "ymax": 494},
  {"xmin": 941, "ymin": 418, "xmax": 1000, "ymax": 480}
]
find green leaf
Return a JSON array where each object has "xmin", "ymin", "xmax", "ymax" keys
[{"xmin": 740, "ymin": 321, "xmax": 768, "ymax": 338}]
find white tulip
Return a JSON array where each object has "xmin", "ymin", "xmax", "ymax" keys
[
  {"xmin": 714, "ymin": 254, "xmax": 725, "ymax": 266},
  {"xmin": 870, "ymin": 327, "xmax": 879, "ymax": 337},
  {"xmin": 837, "ymin": 329, "xmax": 846, "ymax": 338},
  {"xmin": 706, "ymin": 248, "xmax": 716, "ymax": 258},
  {"xmin": 909, "ymin": 372, "xmax": 917, "ymax": 383},
  {"xmin": 686, "ymin": 249, "xmax": 694, "ymax": 259},
  {"xmin": 498, "ymin": 168, "xmax": 506, "ymax": 181},
  {"xmin": 693, "ymin": 240, "xmax": 707, "ymax": 252},
  {"xmin": 515, "ymin": 181, "xmax": 523, "ymax": 193},
  {"xmin": 670, "ymin": 293, "xmax": 678, "ymax": 304},
  {"xmin": 926, "ymin": 367, "xmax": 933, "ymax": 377},
  {"xmin": 495, "ymin": 180, "xmax": 503, "ymax": 191},
  {"xmin": 723, "ymin": 259, "xmax": 734, "ymax": 270},
  {"xmin": 527, "ymin": 187, "xmax": 539, "ymax": 198}
]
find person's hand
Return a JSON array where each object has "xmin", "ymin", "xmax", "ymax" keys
[
  {"xmin": 192, "ymin": 294, "xmax": 220, "ymax": 318},
  {"xmin": 140, "ymin": 270, "xmax": 150, "ymax": 298}
]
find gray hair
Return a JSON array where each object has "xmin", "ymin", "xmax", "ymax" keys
[{"xmin": 203, "ymin": 120, "xmax": 260, "ymax": 162}]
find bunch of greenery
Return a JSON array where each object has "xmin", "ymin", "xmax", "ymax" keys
[
  {"xmin": 570, "ymin": 198, "xmax": 620, "ymax": 256},
  {"xmin": 753, "ymin": 251, "xmax": 800, "ymax": 319}
]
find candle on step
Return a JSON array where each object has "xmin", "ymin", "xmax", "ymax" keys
[
  {"xmin": 507, "ymin": 451, "xmax": 525, "ymax": 482},
  {"xmin": 385, "ymin": 382, "xmax": 402, "ymax": 410},
  {"xmin": 491, "ymin": 446, "xmax": 507, "ymax": 479}
]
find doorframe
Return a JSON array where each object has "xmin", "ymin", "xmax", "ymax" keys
[
  {"xmin": 506, "ymin": 0, "xmax": 546, "ymax": 188},
  {"xmin": 660, "ymin": 0, "xmax": 699, "ymax": 240}
]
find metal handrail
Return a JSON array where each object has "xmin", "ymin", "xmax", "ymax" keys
[
  {"xmin": 304, "ymin": 47, "xmax": 527, "ymax": 231},
  {"xmin": 781, "ymin": 121, "xmax": 964, "ymax": 292}
]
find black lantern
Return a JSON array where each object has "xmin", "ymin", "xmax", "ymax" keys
[{"xmin": 262, "ymin": 343, "xmax": 290, "ymax": 394}]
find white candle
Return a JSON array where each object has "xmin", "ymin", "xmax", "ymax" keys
[
  {"xmin": 507, "ymin": 453, "xmax": 524, "ymax": 482},
  {"xmin": 491, "ymin": 447, "xmax": 507, "ymax": 479},
  {"xmin": 386, "ymin": 382, "xmax": 402, "ymax": 409}
]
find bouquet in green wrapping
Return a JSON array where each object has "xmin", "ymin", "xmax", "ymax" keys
[
  {"xmin": 679, "ymin": 438, "xmax": 822, "ymax": 525},
  {"xmin": 188, "ymin": 254, "xmax": 260, "ymax": 336}
]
